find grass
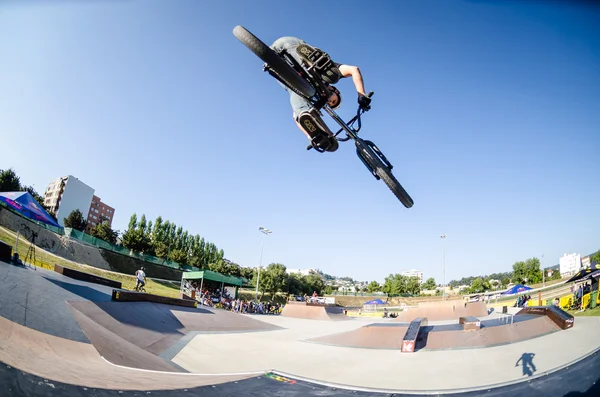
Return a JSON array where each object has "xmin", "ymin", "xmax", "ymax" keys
[
  {"xmin": 569, "ymin": 305, "xmax": 600, "ymax": 317},
  {"xmin": 0, "ymin": 226, "xmax": 181, "ymax": 299}
]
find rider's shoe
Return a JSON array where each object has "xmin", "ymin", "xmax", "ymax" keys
[
  {"xmin": 298, "ymin": 109, "xmax": 338, "ymax": 152},
  {"xmin": 296, "ymin": 44, "xmax": 342, "ymax": 85}
]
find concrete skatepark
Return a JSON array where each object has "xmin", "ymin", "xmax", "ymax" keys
[{"xmin": 1, "ymin": 258, "xmax": 599, "ymax": 396}]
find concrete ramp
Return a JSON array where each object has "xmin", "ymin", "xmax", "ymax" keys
[
  {"xmin": 68, "ymin": 301, "xmax": 282, "ymax": 369},
  {"xmin": 281, "ymin": 302, "xmax": 349, "ymax": 321}
]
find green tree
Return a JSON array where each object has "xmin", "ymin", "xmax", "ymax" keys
[
  {"xmin": 63, "ymin": 209, "xmax": 87, "ymax": 231},
  {"xmin": 590, "ymin": 250, "xmax": 600, "ymax": 267},
  {"xmin": 406, "ymin": 277, "xmax": 421, "ymax": 295},
  {"xmin": 121, "ymin": 229, "xmax": 151, "ymax": 253},
  {"xmin": 221, "ymin": 261, "xmax": 241, "ymax": 277},
  {"xmin": 240, "ymin": 266, "xmax": 254, "ymax": 282},
  {"xmin": 551, "ymin": 269, "xmax": 562, "ymax": 280},
  {"xmin": 154, "ymin": 242, "xmax": 170, "ymax": 259},
  {"xmin": 382, "ymin": 274, "xmax": 406, "ymax": 296},
  {"xmin": 513, "ymin": 257, "xmax": 542, "ymax": 284},
  {"xmin": 0, "ymin": 168, "xmax": 21, "ymax": 192},
  {"xmin": 285, "ymin": 272, "xmax": 306, "ymax": 296},
  {"xmin": 260, "ymin": 263, "xmax": 288, "ymax": 298},
  {"xmin": 382, "ymin": 274, "xmax": 420, "ymax": 296},
  {"xmin": 367, "ymin": 281, "xmax": 381, "ymax": 293},
  {"xmin": 121, "ymin": 214, "xmax": 151, "ymax": 253},
  {"xmin": 501, "ymin": 277, "xmax": 510, "ymax": 288},
  {"xmin": 422, "ymin": 277, "xmax": 437, "ymax": 290},
  {"xmin": 323, "ymin": 285, "xmax": 333, "ymax": 295},
  {"xmin": 89, "ymin": 221, "xmax": 119, "ymax": 244},
  {"xmin": 470, "ymin": 278, "xmax": 484, "ymax": 293},
  {"xmin": 304, "ymin": 272, "xmax": 325, "ymax": 295},
  {"xmin": 483, "ymin": 278, "xmax": 492, "ymax": 291},
  {"xmin": 169, "ymin": 249, "xmax": 188, "ymax": 264}
]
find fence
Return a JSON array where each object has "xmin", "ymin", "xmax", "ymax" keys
[
  {"xmin": 328, "ymin": 292, "xmax": 394, "ymax": 297},
  {"xmin": 0, "ymin": 201, "xmax": 198, "ymax": 272},
  {"xmin": 63, "ymin": 228, "xmax": 200, "ymax": 272}
]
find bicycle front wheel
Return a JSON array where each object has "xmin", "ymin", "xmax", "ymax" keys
[{"xmin": 357, "ymin": 141, "xmax": 414, "ymax": 208}]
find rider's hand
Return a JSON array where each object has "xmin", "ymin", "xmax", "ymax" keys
[{"xmin": 358, "ymin": 93, "xmax": 371, "ymax": 109}]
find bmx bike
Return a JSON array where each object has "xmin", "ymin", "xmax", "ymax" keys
[{"xmin": 233, "ymin": 25, "xmax": 414, "ymax": 208}]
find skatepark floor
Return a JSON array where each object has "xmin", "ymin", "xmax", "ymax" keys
[{"xmin": 1, "ymin": 259, "xmax": 599, "ymax": 396}]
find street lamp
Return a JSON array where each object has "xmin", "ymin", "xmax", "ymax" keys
[
  {"xmin": 255, "ymin": 226, "xmax": 272, "ymax": 301},
  {"xmin": 441, "ymin": 234, "xmax": 446, "ymax": 301},
  {"xmin": 541, "ymin": 254, "xmax": 545, "ymax": 287}
]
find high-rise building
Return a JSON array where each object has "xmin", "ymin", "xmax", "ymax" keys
[
  {"xmin": 85, "ymin": 195, "xmax": 116, "ymax": 233},
  {"xmin": 43, "ymin": 175, "xmax": 115, "ymax": 231},
  {"xmin": 44, "ymin": 176, "xmax": 95, "ymax": 227}
]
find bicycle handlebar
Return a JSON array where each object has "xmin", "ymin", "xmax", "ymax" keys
[{"xmin": 306, "ymin": 91, "xmax": 374, "ymax": 150}]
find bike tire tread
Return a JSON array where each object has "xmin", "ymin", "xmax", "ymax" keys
[{"xmin": 376, "ymin": 167, "xmax": 414, "ymax": 208}]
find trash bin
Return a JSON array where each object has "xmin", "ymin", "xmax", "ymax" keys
[{"xmin": 591, "ymin": 291, "xmax": 598, "ymax": 309}]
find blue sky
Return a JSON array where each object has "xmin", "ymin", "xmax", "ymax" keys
[{"xmin": 1, "ymin": 0, "xmax": 598, "ymax": 284}]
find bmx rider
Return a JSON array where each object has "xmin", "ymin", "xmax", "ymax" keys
[
  {"xmin": 135, "ymin": 267, "xmax": 146, "ymax": 291},
  {"xmin": 270, "ymin": 37, "xmax": 372, "ymax": 152}
]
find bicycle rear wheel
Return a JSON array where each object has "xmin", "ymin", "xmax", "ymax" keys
[{"xmin": 233, "ymin": 25, "xmax": 316, "ymax": 99}]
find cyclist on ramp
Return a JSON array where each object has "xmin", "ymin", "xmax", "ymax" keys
[{"xmin": 270, "ymin": 37, "xmax": 372, "ymax": 152}]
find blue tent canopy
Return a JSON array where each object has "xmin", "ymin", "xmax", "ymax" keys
[
  {"xmin": 0, "ymin": 191, "xmax": 60, "ymax": 228},
  {"xmin": 502, "ymin": 284, "xmax": 533, "ymax": 295},
  {"xmin": 364, "ymin": 299, "xmax": 387, "ymax": 305}
]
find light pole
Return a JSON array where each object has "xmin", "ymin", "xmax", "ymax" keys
[
  {"xmin": 441, "ymin": 234, "xmax": 446, "ymax": 301},
  {"xmin": 255, "ymin": 226, "xmax": 272, "ymax": 301},
  {"xmin": 542, "ymin": 254, "xmax": 545, "ymax": 287}
]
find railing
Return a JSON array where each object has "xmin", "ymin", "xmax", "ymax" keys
[{"xmin": 327, "ymin": 291, "xmax": 387, "ymax": 297}]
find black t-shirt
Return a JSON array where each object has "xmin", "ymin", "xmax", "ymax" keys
[{"xmin": 334, "ymin": 62, "xmax": 348, "ymax": 78}]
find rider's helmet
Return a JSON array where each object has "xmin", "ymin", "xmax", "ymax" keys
[
  {"xmin": 141, "ymin": 267, "xmax": 145, "ymax": 271},
  {"xmin": 327, "ymin": 85, "xmax": 342, "ymax": 109}
]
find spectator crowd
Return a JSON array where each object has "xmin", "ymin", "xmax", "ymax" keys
[{"xmin": 185, "ymin": 280, "xmax": 282, "ymax": 315}]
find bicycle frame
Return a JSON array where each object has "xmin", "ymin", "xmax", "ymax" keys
[{"xmin": 265, "ymin": 49, "xmax": 394, "ymax": 171}]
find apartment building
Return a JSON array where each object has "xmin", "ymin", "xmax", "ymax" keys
[
  {"xmin": 85, "ymin": 195, "xmax": 116, "ymax": 233},
  {"xmin": 559, "ymin": 253, "xmax": 581, "ymax": 278},
  {"xmin": 44, "ymin": 175, "xmax": 115, "ymax": 230},
  {"xmin": 44, "ymin": 176, "xmax": 95, "ymax": 227}
]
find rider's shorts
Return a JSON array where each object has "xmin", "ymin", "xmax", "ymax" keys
[{"xmin": 270, "ymin": 37, "xmax": 312, "ymax": 119}]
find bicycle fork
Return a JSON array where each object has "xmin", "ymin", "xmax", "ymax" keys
[{"xmin": 356, "ymin": 139, "xmax": 394, "ymax": 179}]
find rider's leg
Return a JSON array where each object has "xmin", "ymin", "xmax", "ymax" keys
[
  {"xmin": 271, "ymin": 37, "xmax": 341, "ymax": 85},
  {"xmin": 289, "ymin": 89, "xmax": 338, "ymax": 152},
  {"xmin": 272, "ymin": 37, "xmax": 338, "ymax": 152}
]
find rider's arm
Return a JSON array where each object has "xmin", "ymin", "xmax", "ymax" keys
[{"xmin": 338, "ymin": 64, "xmax": 366, "ymax": 96}]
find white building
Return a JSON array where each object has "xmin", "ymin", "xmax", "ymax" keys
[
  {"xmin": 559, "ymin": 253, "xmax": 581, "ymax": 278},
  {"xmin": 401, "ymin": 269, "xmax": 423, "ymax": 285},
  {"xmin": 44, "ymin": 176, "xmax": 95, "ymax": 227},
  {"xmin": 286, "ymin": 268, "xmax": 317, "ymax": 276},
  {"xmin": 338, "ymin": 285, "xmax": 357, "ymax": 293}
]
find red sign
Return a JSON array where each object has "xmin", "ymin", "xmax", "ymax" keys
[{"xmin": 402, "ymin": 340, "xmax": 415, "ymax": 352}]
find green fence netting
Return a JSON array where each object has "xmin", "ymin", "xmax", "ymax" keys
[
  {"xmin": 1, "ymin": 201, "xmax": 198, "ymax": 272},
  {"xmin": 63, "ymin": 227, "xmax": 200, "ymax": 271}
]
